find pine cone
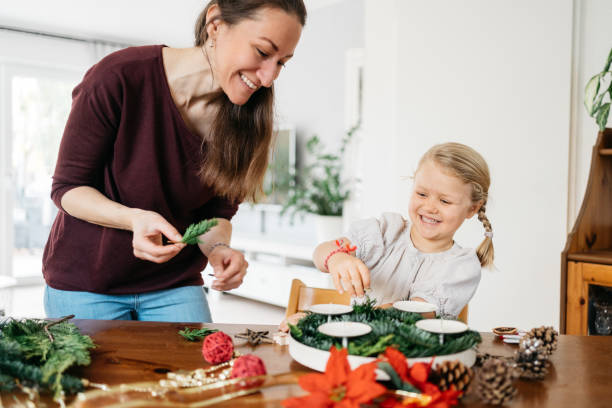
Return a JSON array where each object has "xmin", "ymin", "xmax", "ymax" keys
[
  {"xmin": 516, "ymin": 337, "xmax": 550, "ymax": 380},
  {"xmin": 475, "ymin": 351, "xmax": 513, "ymax": 368},
  {"xmin": 475, "ymin": 351, "xmax": 493, "ymax": 367},
  {"xmin": 431, "ymin": 360, "xmax": 473, "ymax": 392},
  {"xmin": 524, "ymin": 326, "xmax": 558, "ymax": 356},
  {"xmin": 474, "ymin": 358, "xmax": 518, "ymax": 405}
]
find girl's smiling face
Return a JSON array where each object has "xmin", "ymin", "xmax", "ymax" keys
[
  {"xmin": 207, "ymin": 6, "xmax": 302, "ymax": 106},
  {"xmin": 408, "ymin": 159, "xmax": 481, "ymax": 252}
]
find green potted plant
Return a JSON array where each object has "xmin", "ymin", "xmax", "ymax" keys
[
  {"xmin": 281, "ymin": 125, "xmax": 359, "ymax": 241},
  {"xmin": 584, "ymin": 47, "xmax": 612, "ymax": 130}
]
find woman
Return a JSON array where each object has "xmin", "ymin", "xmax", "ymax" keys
[{"xmin": 42, "ymin": 0, "xmax": 306, "ymax": 322}]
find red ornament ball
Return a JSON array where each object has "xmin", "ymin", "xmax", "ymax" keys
[
  {"xmin": 231, "ymin": 354, "xmax": 267, "ymax": 379},
  {"xmin": 202, "ymin": 331, "xmax": 234, "ymax": 365}
]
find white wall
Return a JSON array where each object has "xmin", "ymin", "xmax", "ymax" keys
[
  {"xmin": 275, "ymin": 0, "xmax": 364, "ymax": 161},
  {"xmin": 0, "ymin": 0, "xmax": 203, "ymax": 46},
  {"xmin": 362, "ymin": 0, "xmax": 574, "ymax": 331},
  {"xmin": 0, "ymin": 0, "xmax": 347, "ymax": 47}
]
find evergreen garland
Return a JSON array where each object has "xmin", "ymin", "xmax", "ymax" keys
[
  {"xmin": 289, "ymin": 299, "xmax": 481, "ymax": 357},
  {"xmin": 0, "ymin": 318, "xmax": 95, "ymax": 400},
  {"xmin": 182, "ymin": 218, "xmax": 218, "ymax": 245}
]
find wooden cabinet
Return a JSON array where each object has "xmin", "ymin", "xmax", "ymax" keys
[
  {"xmin": 565, "ymin": 261, "xmax": 612, "ymax": 334},
  {"xmin": 561, "ymin": 128, "xmax": 612, "ymax": 334}
]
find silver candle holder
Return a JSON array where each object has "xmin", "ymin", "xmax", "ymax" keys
[
  {"xmin": 317, "ymin": 321, "xmax": 372, "ymax": 349},
  {"xmin": 309, "ymin": 303, "xmax": 353, "ymax": 322}
]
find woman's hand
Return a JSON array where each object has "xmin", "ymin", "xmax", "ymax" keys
[
  {"xmin": 207, "ymin": 245, "xmax": 248, "ymax": 291},
  {"xmin": 327, "ymin": 252, "xmax": 371, "ymax": 297},
  {"xmin": 130, "ymin": 210, "xmax": 186, "ymax": 263}
]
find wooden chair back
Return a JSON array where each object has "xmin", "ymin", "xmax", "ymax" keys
[
  {"xmin": 285, "ymin": 279, "xmax": 351, "ymax": 317},
  {"xmin": 458, "ymin": 305, "xmax": 468, "ymax": 324},
  {"xmin": 285, "ymin": 278, "xmax": 470, "ymax": 323}
]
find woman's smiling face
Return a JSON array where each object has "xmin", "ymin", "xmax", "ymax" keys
[
  {"xmin": 408, "ymin": 159, "xmax": 481, "ymax": 251},
  {"xmin": 207, "ymin": 6, "xmax": 302, "ymax": 105}
]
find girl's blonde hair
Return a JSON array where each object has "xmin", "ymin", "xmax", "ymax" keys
[{"xmin": 418, "ymin": 142, "xmax": 494, "ymax": 267}]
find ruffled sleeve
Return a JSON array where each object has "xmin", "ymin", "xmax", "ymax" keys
[
  {"xmin": 346, "ymin": 212, "xmax": 408, "ymax": 270},
  {"xmin": 409, "ymin": 249, "xmax": 482, "ymax": 317}
]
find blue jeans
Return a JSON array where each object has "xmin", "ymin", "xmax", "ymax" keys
[{"xmin": 44, "ymin": 285, "xmax": 212, "ymax": 322}]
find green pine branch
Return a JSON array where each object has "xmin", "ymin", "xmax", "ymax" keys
[
  {"xmin": 178, "ymin": 327, "xmax": 218, "ymax": 341},
  {"xmin": 0, "ymin": 358, "xmax": 85, "ymax": 395},
  {"xmin": 0, "ymin": 318, "xmax": 95, "ymax": 400},
  {"xmin": 181, "ymin": 218, "xmax": 218, "ymax": 245}
]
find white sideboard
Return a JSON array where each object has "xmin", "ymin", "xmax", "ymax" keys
[{"xmin": 204, "ymin": 235, "xmax": 335, "ymax": 309}]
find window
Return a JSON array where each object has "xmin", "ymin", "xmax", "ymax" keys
[
  {"xmin": 4, "ymin": 66, "xmax": 79, "ymax": 280},
  {"xmin": 0, "ymin": 29, "xmax": 124, "ymax": 317},
  {"xmin": 0, "ymin": 64, "xmax": 80, "ymax": 281},
  {"xmin": 0, "ymin": 29, "xmax": 95, "ymax": 284}
]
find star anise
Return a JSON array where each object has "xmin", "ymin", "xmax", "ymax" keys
[{"xmin": 234, "ymin": 329, "xmax": 273, "ymax": 346}]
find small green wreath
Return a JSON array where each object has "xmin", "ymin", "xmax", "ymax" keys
[{"xmin": 289, "ymin": 299, "xmax": 481, "ymax": 357}]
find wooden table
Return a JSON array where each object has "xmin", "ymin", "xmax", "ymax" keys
[{"xmin": 2, "ymin": 320, "xmax": 611, "ymax": 407}]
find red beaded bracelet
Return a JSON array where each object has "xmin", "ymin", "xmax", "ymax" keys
[{"xmin": 324, "ymin": 239, "xmax": 357, "ymax": 271}]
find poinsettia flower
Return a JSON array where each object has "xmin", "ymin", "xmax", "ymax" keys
[
  {"xmin": 282, "ymin": 346, "xmax": 386, "ymax": 408},
  {"xmin": 436, "ymin": 390, "xmax": 461, "ymax": 408},
  {"xmin": 383, "ymin": 347, "xmax": 410, "ymax": 383},
  {"xmin": 421, "ymin": 384, "xmax": 461, "ymax": 408},
  {"xmin": 379, "ymin": 387, "xmax": 461, "ymax": 408},
  {"xmin": 382, "ymin": 347, "xmax": 434, "ymax": 391},
  {"xmin": 379, "ymin": 396, "xmax": 423, "ymax": 408},
  {"xmin": 408, "ymin": 360, "xmax": 433, "ymax": 390},
  {"xmin": 379, "ymin": 347, "xmax": 461, "ymax": 408}
]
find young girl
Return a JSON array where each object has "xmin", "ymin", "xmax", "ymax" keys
[{"xmin": 280, "ymin": 142, "xmax": 493, "ymax": 330}]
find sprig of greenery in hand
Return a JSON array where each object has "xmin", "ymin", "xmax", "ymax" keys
[
  {"xmin": 178, "ymin": 327, "xmax": 218, "ymax": 341},
  {"xmin": 181, "ymin": 218, "xmax": 218, "ymax": 245}
]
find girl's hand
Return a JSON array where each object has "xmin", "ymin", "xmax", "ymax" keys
[
  {"xmin": 279, "ymin": 312, "xmax": 307, "ymax": 333},
  {"xmin": 327, "ymin": 252, "xmax": 371, "ymax": 297},
  {"xmin": 207, "ymin": 246, "xmax": 248, "ymax": 291},
  {"xmin": 377, "ymin": 303, "xmax": 394, "ymax": 309},
  {"xmin": 130, "ymin": 210, "xmax": 186, "ymax": 263}
]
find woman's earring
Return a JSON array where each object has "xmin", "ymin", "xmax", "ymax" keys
[{"xmin": 209, "ymin": 40, "xmax": 215, "ymax": 48}]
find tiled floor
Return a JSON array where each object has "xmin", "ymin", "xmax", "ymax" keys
[{"xmin": 6, "ymin": 285, "xmax": 286, "ymax": 326}]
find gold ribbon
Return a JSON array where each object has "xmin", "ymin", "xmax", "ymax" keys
[
  {"xmin": 71, "ymin": 372, "xmax": 433, "ymax": 407},
  {"xmin": 69, "ymin": 373, "xmax": 298, "ymax": 408}
]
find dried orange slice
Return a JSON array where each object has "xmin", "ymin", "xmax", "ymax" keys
[{"xmin": 492, "ymin": 326, "xmax": 517, "ymax": 336}]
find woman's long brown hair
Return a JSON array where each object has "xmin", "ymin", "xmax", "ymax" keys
[{"xmin": 194, "ymin": 0, "xmax": 307, "ymax": 203}]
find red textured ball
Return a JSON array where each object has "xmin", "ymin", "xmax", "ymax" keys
[
  {"xmin": 202, "ymin": 331, "xmax": 234, "ymax": 365},
  {"xmin": 231, "ymin": 354, "xmax": 267, "ymax": 379}
]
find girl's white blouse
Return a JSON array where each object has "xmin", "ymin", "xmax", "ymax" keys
[{"xmin": 345, "ymin": 212, "xmax": 482, "ymax": 317}]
